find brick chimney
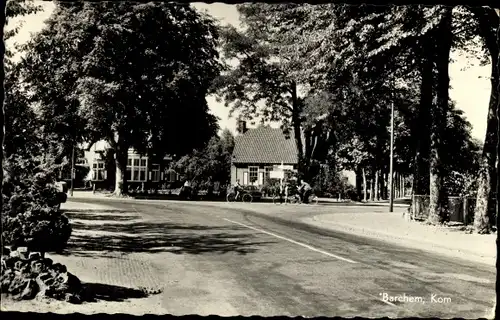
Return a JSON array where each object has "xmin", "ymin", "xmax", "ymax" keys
[{"xmin": 236, "ymin": 119, "xmax": 247, "ymax": 134}]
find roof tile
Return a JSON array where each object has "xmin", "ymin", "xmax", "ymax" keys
[{"xmin": 232, "ymin": 126, "xmax": 298, "ymax": 164}]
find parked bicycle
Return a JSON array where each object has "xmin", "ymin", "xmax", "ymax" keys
[{"xmin": 226, "ymin": 190, "xmax": 253, "ymax": 203}]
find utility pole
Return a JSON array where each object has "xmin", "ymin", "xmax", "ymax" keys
[
  {"xmin": 389, "ymin": 100, "xmax": 395, "ymax": 213},
  {"xmin": 70, "ymin": 144, "xmax": 75, "ymax": 197}
]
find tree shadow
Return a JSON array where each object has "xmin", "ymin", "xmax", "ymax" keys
[
  {"xmin": 62, "ymin": 219, "xmax": 275, "ymax": 257},
  {"xmin": 63, "ymin": 209, "xmax": 141, "ymax": 221},
  {"xmin": 80, "ymin": 282, "xmax": 149, "ymax": 303}
]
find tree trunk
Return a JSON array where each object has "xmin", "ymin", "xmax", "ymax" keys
[
  {"xmin": 384, "ymin": 172, "xmax": 389, "ymax": 200},
  {"xmin": 370, "ymin": 172, "xmax": 375, "ymax": 201},
  {"xmin": 111, "ymin": 133, "xmax": 129, "ymax": 196},
  {"xmin": 379, "ymin": 170, "xmax": 385, "ymax": 200},
  {"xmin": 114, "ymin": 150, "xmax": 128, "ymax": 196},
  {"xmin": 355, "ymin": 167, "xmax": 363, "ymax": 201},
  {"xmin": 375, "ymin": 170, "xmax": 380, "ymax": 201},
  {"xmin": 401, "ymin": 175, "xmax": 405, "ymax": 197},
  {"xmin": 394, "ymin": 172, "xmax": 399, "ymax": 199},
  {"xmin": 428, "ymin": 8, "xmax": 453, "ymax": 225},
  {"xmin": 291, "ymin": 81, "xmax": 305, "ymax": 179},
  {"xmin": 473, "ymin": 9, "xmax": 499, "ymax": 234},
  {"xmin": 413, "ymin": 38, "xmax": 432, "ymax": 196},
  {"xmin": 362, "ymin": 168, "xmax": 368, "ymax": 202}
]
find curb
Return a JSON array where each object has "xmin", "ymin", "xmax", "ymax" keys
[
  {"xmin": 307, "ymin": 215, "xmax": 496, "ymax": 266},
  {"xmin": 69, "ymin": 193, "xmax": 410, "ymax": 208}
]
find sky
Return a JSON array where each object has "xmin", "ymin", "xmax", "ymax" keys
[{"xmin": 7, "ymin": 2, "xmax": 492, "ymax": 141}]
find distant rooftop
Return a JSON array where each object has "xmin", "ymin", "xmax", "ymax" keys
[{"xmin": 232, "ymin": 126, "xmax": 299, "ymax": 164}]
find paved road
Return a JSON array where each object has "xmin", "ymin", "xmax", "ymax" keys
[{"xmin": 63, "ymin": 198, "xmax": 495, "ymax": 318}]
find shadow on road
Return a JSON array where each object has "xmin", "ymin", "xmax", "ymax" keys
[
  {"xmin": 61, "ymin": 211, "xmax": 275, "ymax": 257},
  {"xmin": 80, "ymin": 282, "xmax": 149, "ymax": 303},
  {"xmin": 64, "ymin": 209, "xmax": 141, "ymax": 222}
]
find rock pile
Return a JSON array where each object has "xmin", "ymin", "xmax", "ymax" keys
[{"xmin": 1, "ymin": 247, "xmax": 84, "ymax": 303}]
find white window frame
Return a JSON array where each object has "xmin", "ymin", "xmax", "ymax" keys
[
  {"xmin": 264, "ymin": 166, "xmax": 273, "ymax": 181},
  {"xmin": 248, "ymin": 166, "xmax": 259, "ymax": 185},
  {"xmin": 127, "ymin": 156, "xmax": 148, "ymax": 182},
  {"xmin": 92, "ymin": 160, "xmax": 106, "ymax": 181},
  {"xmin": 164, "ymin": 169, "xmax": 177, "ymax": 183},
  {"xmin": 151, "ymin": 164, "xmax": 160, "ymax": 182}
]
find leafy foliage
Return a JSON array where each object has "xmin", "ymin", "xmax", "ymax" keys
[
  {"xmin": 2, "ymin": 155, "xmax": 71, "ymax": 253},
  {"xmin": 19, "ymin": 2, "xmax": 222, "ymax": 194},
  {"xmin": 172, "ymin": 129, "xmax": 235, "ymax": 185}
]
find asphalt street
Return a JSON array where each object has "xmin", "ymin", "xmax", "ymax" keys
[{"xmin": 64, "ymin": 198, "xmax": 496, "ymax": 318}]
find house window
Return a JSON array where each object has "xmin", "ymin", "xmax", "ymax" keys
[
  {"xmin": 264, "ymin": 166, "xmax": 273, "ymax": 180},
  {"xmin": 248, "ymin": 166, "xmax": 258, "ymax": 184},
  {"xmin": 165, "ymin": 169, "xmax": 177, "ymax": 182},
  {"xmin": 92, "ymin": 161, "xmax": 106, "ymax": 181},
  {"xmin": 127, "ymin": 156, "xmax": 147, "ymax": 182},
  {"xmin": 151, "ymin": 164, "xmax": 160, "ymax": 182}
]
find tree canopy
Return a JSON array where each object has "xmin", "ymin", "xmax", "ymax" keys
[{"xmin": 18, "ymin": 2, "xmax": 223, "ymax": 195}]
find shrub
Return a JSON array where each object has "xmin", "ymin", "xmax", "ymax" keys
[{"xmin": 2, "ymin": 155, "xmax": 72, "ymax": 254}]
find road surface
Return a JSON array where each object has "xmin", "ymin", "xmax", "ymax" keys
[{"xmin": 62, "ymin": 198, "xmax": 495, "ymax": 318}]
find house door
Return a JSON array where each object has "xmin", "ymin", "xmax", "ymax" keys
[{"xmin": 243, "ymin": 172, "xmax": 248, "ymax": 185}]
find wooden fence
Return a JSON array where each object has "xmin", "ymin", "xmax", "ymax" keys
[{"xmin": 412, "ymin": 195, "xmax": 496, "ymax": 225}]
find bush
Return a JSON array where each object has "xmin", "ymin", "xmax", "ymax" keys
[{"xmin": 2, "ymin": 155, "xmax": 72, "ymax": 254}]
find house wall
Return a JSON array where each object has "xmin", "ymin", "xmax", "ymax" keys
[
  {"xmin": 231, "ymin": 163, "xmax": 297, "ymax": 187},
  {"xmin": 83, "ymin": 140, "xmax": 179, "ymax": 190},
  {"xmin": 230, "ymin": 164, "xmax": 237, "ymax": 185},
  {"xmin": 341, "ymin": 170, "xmax": 356, "ymax": 186}
]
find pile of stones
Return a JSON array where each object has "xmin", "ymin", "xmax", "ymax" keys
[{"xmin": 1, "ymin": 247, "xmax": 84, "ymax": 303}]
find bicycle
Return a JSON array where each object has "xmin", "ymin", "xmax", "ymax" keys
[
  {"xmin": 286, "ymin": 192, "xmax": 319, "ymax": 205},
  {"xmin": 226, "ymin": 191, "xmax": 253, "ymax": 203}
]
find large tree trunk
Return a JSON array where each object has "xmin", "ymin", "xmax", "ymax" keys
[
  {"xmin": 473, "ymin": 9, "xmax": 499, "ymax": 234},
  {"xmin": 413, "ymin": 38, "xmax": 433, "ymax": 196},
  {"xmin": 114, "ymin": 153, "xmax": 128, "ymax": 196},
  {"xmin": 375, "ymin": 170, "xmax": 380, "ymax": 201},
  {"xmin": 110, "ymin": 133, "xmax": 129, "ymax": 197},
  {"xmin": 428, "ymin": 8, "xmax": 453, "ymax": 225}
]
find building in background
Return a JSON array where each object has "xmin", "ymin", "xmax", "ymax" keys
[
  {"xmin": 230, "ymin": 120, "xmax": 356, "ymax": 188},
  {"xmin": 83, "ymin": 140, "xmax": 180, "ymax": 191},
  {"xmin": 231, "ymin": 122, "xmax": 299, "ymax": 186}
]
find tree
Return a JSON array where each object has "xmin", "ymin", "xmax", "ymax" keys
[
  {"xmin": 173, "ymin": 129, "xmax": 235, "ymax": 185},
  {"xmin": 212, "ymin": 4, "xmax": 338, "ymax": 180},
  {"xmin": 1, "ymin": 0, "xmax": 42, "ymax": 209},
  {"xmin": 19, "ymin": 2, "xmax": 221, "ymax": 196},
  {"xmin": 465, "ymin": 7, "xmax": 499, "ymax": 233}
]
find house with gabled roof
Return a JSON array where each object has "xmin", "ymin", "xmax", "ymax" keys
[{"xmin": 231, "ymin": 121, "xmax": 299, "ymax": 186}]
